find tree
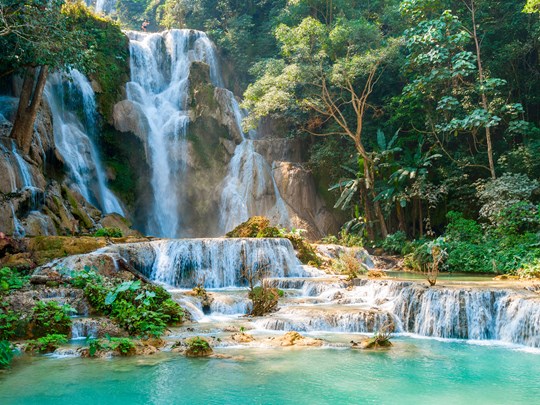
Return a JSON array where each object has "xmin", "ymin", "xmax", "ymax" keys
[
  {"xmin": 523, "ymin": 0, "xmax": 540, "ymax": 13},
  {"xmin": 0, "ymin": 0, "xmax": 90, "ymax": 154},
  {"xmin": 244, "ymin": 16, "xmax": 399, "ymax": 238}
]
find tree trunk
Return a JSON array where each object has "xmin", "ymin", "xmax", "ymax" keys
[
  {"xmin": 362, "ymin": 188, "xmax": 376, "ymax": 241},
  {"xmin": 396, "ymin": 203, "xmax": 406, "ymax": 233},
  {"xmin": 418, "ymin": 199, "xmax": 424, "ymax": 237},
  {"xmin": 10, "ymin": 65, "xmax": 49, "ymax": 155},
  {"xmin": 468, "ymin": 0, "xmax": 496, "ymax": 179}
]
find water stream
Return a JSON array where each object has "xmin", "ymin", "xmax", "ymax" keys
[{"xmin": 44, "ymin": 70, "xmax": 124, "ymax": 215}]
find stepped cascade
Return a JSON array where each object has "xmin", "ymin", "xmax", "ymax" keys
[
  {"xmin": 44, "ymin": 239, "xmax": 540, "ymax": 348},
  {"xmin": 44, "ymin": 70, "xmax": 124, "ymax": 215}
]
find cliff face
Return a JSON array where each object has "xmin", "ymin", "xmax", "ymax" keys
[
  {"xmin": 0, "ymin": 98, "xmax": 130, "ymax": 238},
  {"xmin": 111, "ymin": 57, "xmax": 341, "ymax": 239}
]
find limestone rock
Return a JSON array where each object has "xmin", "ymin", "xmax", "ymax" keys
[{"xmin": 267, "ymin": 331, "xmax": 323, "ymax": 347}]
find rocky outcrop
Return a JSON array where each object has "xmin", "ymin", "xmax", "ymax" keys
[{"xmin": 272, "ymin": 162, "xmax": 341, "ymax": 240}]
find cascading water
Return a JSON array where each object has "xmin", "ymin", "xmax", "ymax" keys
[
  {"xmin": 218, "ymin": 93, "xmax": 290, "ymax": 234},
  {"xmin": 126, "ymin": 30, "xmax": 221, "ymax": 237},
  {"xmin": 84, "ymin": 0, "xmax": 115, "ymax": 14},
  {"xmin": 44, "ymin": 70, "xmax": 124, "ymax": 215}
]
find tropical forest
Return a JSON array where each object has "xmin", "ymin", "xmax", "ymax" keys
[{"xmin": 0, "ymin": 0, "xmax": 539, "ymax": 403}]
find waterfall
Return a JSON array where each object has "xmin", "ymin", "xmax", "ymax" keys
[
  {"xmin": 44, "ymin": 70, "xmax": 124, "ymax": 215},
  {"xmin": 126, "ymin": 30, "xmax": 221, "ymax": 237},
  {"xmin": 218, "ymin": 93, "xmax": 290, "ymax": 234},
  {"xmin": 10, "ymin": 140, "xmax": 34, "ymax": 189},
  {"xmin": 84, "ymin": 0, "xmax": 115, "ymax": 14},
  {"xmin": 10, "ymin": 202, "xmax": 26, "ymax": 238}
]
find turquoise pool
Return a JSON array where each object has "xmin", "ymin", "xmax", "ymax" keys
[{"xmin": 1, "ymin": 337, "xmax": 539, "ymax": 404}]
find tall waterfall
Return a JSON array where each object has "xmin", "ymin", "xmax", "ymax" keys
[
  {"xmin": 218, "ymin": 95, "xmax": 290, "ymax": 234},
  {"xmin": 126, "ymin": 30, "xmax": 221, "ymax": 237},
  {"xmin": 44, "ymin": 70, "xmax": 124, "ymax": 215}
]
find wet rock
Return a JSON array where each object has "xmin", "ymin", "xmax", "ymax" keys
[
  {"xmin": 230, "ymin": 333, "xmax": 255, "ymax": 343},
  {"xmin": 267, "ymin": 332, "xmax": 323, "ymax": 347}
]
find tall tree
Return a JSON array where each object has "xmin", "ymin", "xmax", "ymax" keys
[{"xmin": 244, "ymin": 16, "xmax": 398, "ymax": 237}]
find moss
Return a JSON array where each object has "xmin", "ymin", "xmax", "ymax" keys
[
  {"xmin": 286, "ymin": 234, "xmax": 322, "ymax": 266},
  {"xmin": 62, "ymin": 3, "xmax": 130, "ymax": 122},
  {"xmin": 226, "ymin": 216, "xmax": 274, "ymax": 238},
  {"xmin": 29, "ymin": 236, "xmax": 106, "ymax": 265},
  {"xmin": 98, "ymin": 124, "xmax": 144, "ymax": 208},
  {"xmin": 61, "ymin": 185, "xmax": 93, "ymax": 229}
]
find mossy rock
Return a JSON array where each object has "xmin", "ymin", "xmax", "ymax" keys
[
  {"xmin": 28, "ymin": 236, "xmax": 107, "ymax": 265},
  {"xmin": 226, "ymin": 216, "xmax": 276, "ymax": 238}
]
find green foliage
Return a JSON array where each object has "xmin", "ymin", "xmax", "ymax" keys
[
  {"xmin": 88, "ymin": 336, "xmax": 136, "ymax": 357},
  {"xmin": 62, "ymin": 2, "xmax": 130, "ymax": 119},
  {"xmin": 185, "ymin": 336, "xmax": 212, "ymax": 357},
  {"xmin": 476, "ymin": 174, "xmax": 539, "ymax": 226},
  {"xmin": 248, "ymin": 286, "xmax": 280, "ymax": 316},
  {"xmin": 331, "ymin": 251, "xmax": 366, "ymax": 281},
  {"xmin": 517, "ymin": 259, "xmax": 540, "ymax": 279},
  {"xmin": 25, "ymin": 334, "xmax": 68, "ymax": 354},
  {"xmin": 94, "ymin": 227, "xmax": 124, "ymax": 238},
  {"xmin": 382, "ymin": 231, "xmax": 408, "ymax": 255},
  {"xmin": 74, "ymin": 275, "xmax": 184, "ymax": 338},
  {"xmin": 0, "ymin": 340, "xmax": 14, "ymax": 369},
  {"xmin": 0, "ymin": 267, "xmax": 28, "ymax": 294},
  {"xmin": 29, "ymin": 301, "xmax": 74, "ymax": 338},
  {"xmin": 0, "ymin": 304, "xmax": 19, "ymax": 340}
]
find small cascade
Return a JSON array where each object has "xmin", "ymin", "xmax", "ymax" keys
[
  {"xmin": 126, "ymin": 30, "xmax": 220, "ymax": 237},
  {"xmin": 10, "ymin": 203, "xmax": 25, "ymax": 238},
  {"xmin": 71, "ymin": 318, "xmax": 99, "ymax": 340},
  {"xmin": 44, "ymin": 70, "xmax": 124, "ymax": 215},
  {"xmin": 218, "ymin": 94, "xmax": 290, "ymax": 234},
  {"xmin": 10, "ymin": 140, "xmax": 34, "ymax": 188}
]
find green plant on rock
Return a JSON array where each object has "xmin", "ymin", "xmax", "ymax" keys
[
  {"xmin": 185, "ymin": 337, "xmax": 212, "ymax": 357},
  {"xmin": 29, "ymin": 301, "xmax": 75, "ymax": 338},
  {"xmin": 0, "ymin": 340, "xmax": 14, "ymax": 369},
  {"xmin": 331, "ymin": 251, "xmax": 366, "ymax": 281},
  {"xmin": 88, "ymin": 336, "xmax": 136, "ymax": 357},
  {"xmin": 74, "ymin": 275, "xmax": 185, "ymax": 338},
  {"xmin": 517, "ymin": 259, "xmax": 540, "ymax": 279},
  {"xmin": 25, "ymin": 334, "xmax": 68, "ymax": 354},
  {"xmin": 0, "ymin": 267, "xmax": 29, "ymax": 294},
  {"xmin": 94, "ymin": 227, "xmax": 123, "ymax": 238}
]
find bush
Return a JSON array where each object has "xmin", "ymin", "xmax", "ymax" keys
[
  {"xmin": 29, "ymin": 301, "xmax": 75, "ymax": 338},
  {"xmin": 248, "ymin": 285, "xmax": 281, "ymax": 316},
  {"xmin": 185, "ymin": 337, "xmax": 212, "ymax": 357},
  {"xmin": 0, "ymin": 304, "xmax": 19, "ymax": 340},
  {"xmin": 25, "ymin": 334, "xmax": 68, "ymax": 353},
  {"xmin": 331, "ymin": 251, "xmax": 366, "ymax": 281},
  {"xmin": 0, "ymin": 340, "xmax": 13, "ymax": 369},
  {"xmin": 0, "ymin": 267, "xmax": 29, "ymax": 294},
  {"xmin": 382, "ymin": 231, "xmax": 408, "ymax": 255},
  {"xmin": 516, "ymin": 258, "xmax": 540, "ymax": 279},
  {"xmin": 94, "ymin": 227, "xmax": 123, "ymax": 238},
  {"xmin": 74, "ymin": 276, "xmax": 185, "ymax": 338},
  {"xmin": 88, "ymin": 337, "xmax": 136, "ymax": 357}
]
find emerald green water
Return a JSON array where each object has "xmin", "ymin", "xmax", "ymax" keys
[{"xmin": 1, "ymin": 337, "xmax": 539, "ymax": 404}]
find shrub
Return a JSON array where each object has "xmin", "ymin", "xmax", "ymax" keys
[
  {"xmin": 382, "ymin": 231, "xmax": 408, "ymax": 255},
  {"xmin": 75, "ymin": 276, "xmax": 185, "ymax": 338},
  {"xmin": 331, "ymin": 251, "xmax": 366, "ymax": 281},
  {"xmin": 25, "ymin": 334, "xmax": 68, "ymax": 353},
  {"xmin": 0, "ymin": 267, "xmax": 29, "ymax": 294},
  {"xmin": 0, "ymin": 340, "xmax": 13, "ymax": 369},
  {"xmin": 29, "ymin": 301, "xmax": 75, "ymax": 338},
  {"xmin": 88, "ymin": 337, "xmax": 136, "ymax": 357},
  {"xmin": 0, "ymin": 304, "xmax": 19, "ymax": 340},
  {"xmin": 516, "ymin": 258, "xmax": 540, "ymax": 279},
  {"xmin": 248, "ymin": 285, "xmax": 281, "ymax": 316},
  {"xmin": 94, "ymin": 227, "xmax": 123, "ymax": 238},
  {"xmin": 185, "ymin": 337, "xmax": 212, "ymax": 357}
]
